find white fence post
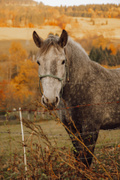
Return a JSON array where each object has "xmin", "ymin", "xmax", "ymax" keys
[{"xmin": 19, "ymin": 108, "xmax": 28, "ymax": 179}]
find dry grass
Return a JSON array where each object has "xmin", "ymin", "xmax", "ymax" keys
[
  {"xmin": 0, "ymin": 26, "xmax": 61, "ymax": 55},
  {"xmin": 0, "ymin": 18, "xmax": 120, "ymax": 41},
  {"xmin": 0, "ymin": 17, "xmax": 120, "ymax": 55},
  {"xmin": 0, "ymin": 110, "xmax": 120, "ymax": 179},
  {"xmin": 0, "ymin": 26, "xmax": 61, "ymax": 41},
  {"xmin": 0, "ymin": 18, "xmax": 120, "ymax": 179}
]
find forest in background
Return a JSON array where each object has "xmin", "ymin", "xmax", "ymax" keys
[
  {"xmin": 1, "ymin": 41, "xmax": 120, "ymax": 113},
  {"xmin": 0, "ymin": 42, "xmax": 39, "ymax": 113},
  {"xmin": 0, "ymin": 0, "xmax": 120, "ymax": 112},
  {"xmin": 0, "ymin": 0, "xmax": 120, "ymax": 27}
]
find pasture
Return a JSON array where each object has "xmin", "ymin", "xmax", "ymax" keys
[
  {"xmin": 0, "ymin": 116, "xmax": 120, "ymax": 179},
  {"xmin": 0, "ymin": 17, "xmax": 120, "ymax": 55},
  {"xmin": 0, "ymin": 17, "xmax": 120, "ymax": 179}
]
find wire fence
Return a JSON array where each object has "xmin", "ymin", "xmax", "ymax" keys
[
  {"xmin": 1, "ymin": 98, "xmax": 120, "ymax": 113},
  {"xmin": 0, "ymin": 108, "xmax": 120, "ymax": 148},
  {"xmin": 0, "ymin": 107, "xmax": 120, "ymax": 179},
  {"xmin": 0, "ymin": 95, "xmax": 120, "ymax": 179}
]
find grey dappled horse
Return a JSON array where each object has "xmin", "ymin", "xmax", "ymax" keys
[{"xmin": 33, "ymin": 30, "xmax": 120, "ymax": 167}]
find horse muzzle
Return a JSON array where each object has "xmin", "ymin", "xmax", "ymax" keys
[{"xmin": 41, "ymin": 95, "xmax": 59, "ymax": 110}]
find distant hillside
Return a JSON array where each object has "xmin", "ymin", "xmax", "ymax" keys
[
  {"xmin": 0, "ymin": 2, "xmax": 119, "ymax": 28},
  {"xmin": 60, "ymin": 4, "xmax": 120, "ymax": 18},
  {"xmin": 0, "ymin": 0, "xmax": 37, "ymax": 5}
]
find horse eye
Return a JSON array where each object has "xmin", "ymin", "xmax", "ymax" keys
[
  {"xmin": 37, "ymin": 61, "xmax": 40, "ymax": 65},
  {"xmin": 62, "ymin": 60, "xmax": 65, "ymax": 65}
]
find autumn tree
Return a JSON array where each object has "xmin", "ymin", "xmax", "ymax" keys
[
  {"xmin": 109, "ymin": 43, "xmax": 116, "ymax": 55},
  {"xmin": 0, "ymin": 54, "xmax": 9, "ymax": 81},
  {"xmin": 11, "ymin": 59, "xmax": 38, "ymax": 108},
  {"xmin": 92, "ymin": 35, "xmax": 110, "ymax": 49},
  {"xmin": 0, "ymin": 43, "xmax": 39, "ymax": 111},
  {"xmin": 89, "ymin": 46, "xmax": 120, "ymax": 66},
  {"xmin": 9, "ymin": 42, "xmax": 27, "ymax": 79},
  {"xmin": 0, "ymin": 80, "xmax": 7, "ymax": 111}
]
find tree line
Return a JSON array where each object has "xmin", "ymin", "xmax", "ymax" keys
[
  {"xmin": 63, "ymin": 4, "xmax": 120, "ymax": 18},
  {"xmin": 0, "ymin": 1, "xmax": 120, "ymax": 27},
  {"xmin": 89, "ymin": 46, "xmax": 120, "ymax": 66},
  {"xmin": 0, "ymin": 42, "xmax": 38, "ymax": 112},
  {"xmin": 0, "ymin": 41, "xmax": 120, "ymax": 112}
]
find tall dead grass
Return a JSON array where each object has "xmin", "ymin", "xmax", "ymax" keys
[{"xmin": 0, "ymin": 105, "xmax": 120, "ymax": 179}]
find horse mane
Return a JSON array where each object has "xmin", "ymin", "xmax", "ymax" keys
[{"xmin": 66, "ymin": 37, "xmax": 90, "ymax": 60}]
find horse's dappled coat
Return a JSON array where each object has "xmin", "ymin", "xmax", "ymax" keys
[{"xmin": 33, "ymin": 30, "xmax": 120, "ymax": 166}]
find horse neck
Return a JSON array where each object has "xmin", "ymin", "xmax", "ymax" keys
[{"xmin": 65, "ymin": 37, "xmax": 90, "ymax": 82}]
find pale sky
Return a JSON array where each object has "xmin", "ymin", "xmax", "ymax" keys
[{"xmin": 36, "ymin": 0, "xmax": 120, "ymax": 6}]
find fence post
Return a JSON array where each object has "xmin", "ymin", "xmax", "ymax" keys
[{"xmin": 19, "ymin": 108, "xmax": 28, "ymax": 179}]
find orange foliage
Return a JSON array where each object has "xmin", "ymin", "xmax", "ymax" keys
[
  {"xmin": 58, "ymin": 23, "xmax": 66, "ymax": 29},
  {"xmin": 9, "ymin": 42, "xmax": 27, "ymax": 78},
  {"xmin": 0, "ymin": 80, "xmax": 7, "ymax": 110},
  {"xmin": 44, "ymin": 15, "xmax": 71, "ymax": 29},
  {"xmin": 102, "ymin": 65, "xmax": 120, "ymax": 69},
  {"xmin": 9, "ymin": 42, "xmax": 27, "ymax": 61},
  {"xmin": 0, "ymin": 54, "xmax": 8, "ymax": 62},
  {"xmin": 117, "ymin": 44, "xmax": 120, "ymax": 51},
  {"xmin": 28, "ymin": 23, "xmax": 34, "ymax": 28},
  {"xmin": 11, "ymin": 59, "xmax": 38, "ymax": 104},
  {"xmin": 0, "ymin": 80, "xmax": 16, "ymax": 110},
  {"xmin": 0, "ymin": 43, "xmax": 38, "ymax": 110},
  {"xmin": 92, "ymin": 35, "xmax": 110, "ymax": 49},
  {"xmin": 45, "ymin": 20, "xmax": 58, "ymax": 26},
  {"xmin": 109, "ymin": 44, "xmax": 116, "ymax": 55}
]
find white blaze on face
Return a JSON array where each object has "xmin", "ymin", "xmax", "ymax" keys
[
  {"xmin": 38, "ymin": 46, "xmax": 66, "ymax": 108},
  {"xmin": 42, "ymin": 77, "xmax": 61, "ymax": 103}
]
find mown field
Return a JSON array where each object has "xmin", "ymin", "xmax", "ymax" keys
[
  {"xmin": 0, "ymin": 17, "xmax": 120, "ymax": 55},
  {"xmin": 0, "ymin": 117, "xmax": 120, "ymax": 179},
  {"xmin": 0, "ymin": 26, "xmax": 61, "ymax": 55}
]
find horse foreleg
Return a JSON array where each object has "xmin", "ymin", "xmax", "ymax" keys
[
  {"xmin": 71, "ymin": 131, "xmax": 99, "ymax": 167},
  {"xmin": 62, "ymin": 117, "xmax": 99, "ymax": 167}
]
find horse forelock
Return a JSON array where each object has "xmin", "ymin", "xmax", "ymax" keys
[{"xmin": 40, "ymin": 35, "xmax": 60, "ymax": 55}]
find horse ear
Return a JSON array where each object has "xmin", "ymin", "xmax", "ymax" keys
[
  {"xmin": 33, "ymin": 31, "xmax": 43, "ymax": 48},
  {"xmin": 58, "ymin": 29, "xmax": 68, "ymax": 48}
]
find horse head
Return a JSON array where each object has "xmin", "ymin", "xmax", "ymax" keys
[{"xmin": 33, "ymin": 30, "xmax": 68, "ymax": 109}]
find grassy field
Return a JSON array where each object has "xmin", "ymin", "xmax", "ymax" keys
[
  {"xmin": 0, "ymin": 17, "xmax": 120, "ymax": 179},
  {"xmin": 0, "ymin": 26, "xmax": 61, "ymax": 55},
  {"xmin": 0, "ymin": 18, "xmax": 120, "ymax": 41},
  {"xmin": 0, "ymin": 39, "xmax": 37, "ymax": 55},
  {"xmin": 0, "ymin": 119, "xmax": 120, "ymax": 150},
  {"xmin": 0, "ymin": 17, "xmax": 120, "ymax": 55},
  {"xmin": 0, "ymin": 118, "xmax": 120, "ymax": 179}
]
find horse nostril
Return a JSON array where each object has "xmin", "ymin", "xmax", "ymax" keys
[
  {"xmin": 42, "ymin": 96, "xmax": 59, "ymax": 109},
  {"xmin": 56, "ymin": 97, "xmax": 59, "ymax": 104},
  {"xmin": 46, "ymin": 97, "xmax": 49, "ymax": 103},
  {"xmin": 42, "ymin": 96, "xmax": 48, "ymax": 106}
]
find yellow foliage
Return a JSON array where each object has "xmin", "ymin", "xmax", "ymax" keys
[
  {"xmin": 92, "ymin": 35, "xmax": 110, "ymax": 49},
  {"xmin": 9, "ymin": 42, "xmax": 27, "ymax": 66},
  {"xmin": 109, "ymin": 43, "xmax": 116, "ymax": 55},
  {"xmin": 9, "ymin": 42, "xmax": 27, "ymax": 56},
  {"xmin": 1, "ymin": 43, "xmax": 38, "ymax": 109},
  {"xmin": 102, "ymin": 65, "xmax": 120, "ymax": 69},
  {"xmin": 9, "ymin": 42, "xmax": 28, "ymax": 79},
  {"xmin": 11, "ymin": 59, "xmax": 38, "ymax": 103},
  {"xmin": 0, "ymin": 54, "xmax": 8, "ymax": 62}
]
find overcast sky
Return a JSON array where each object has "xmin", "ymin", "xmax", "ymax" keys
[{"xmin": 36, "ymin": 0, "xmax": 120, "ymax": 6}]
